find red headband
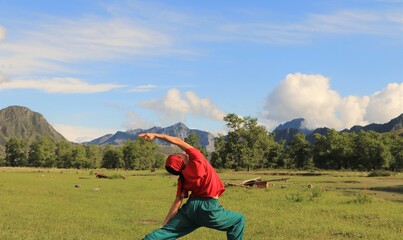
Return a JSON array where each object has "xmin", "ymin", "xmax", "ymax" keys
[{"xmin": 165, "ymin": 155, "xmax": 184, "ymax": 173}]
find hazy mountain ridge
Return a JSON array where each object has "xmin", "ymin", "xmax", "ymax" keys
[
  {"xmin": 346, "ymin": 114, "xmax": 403, "ymax": 133},
  {"xmin": 273, "ymin": 118, "xmax": 313, "ymax": 143},
  {"xmin": 273, "ymin": 118, "xmax": 313, "ymax": 135},
  {"xmin": 275, "ymin": 114, "xmax": 403, "ymax": 144},
  {"xmin": 87, "ymin": 122, "xmax": 216, "ymax": 152}
]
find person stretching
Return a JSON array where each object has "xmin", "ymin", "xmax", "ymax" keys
[{"xmin": 139, "ymin": 133, "xmax": 245, "ymax": 240}]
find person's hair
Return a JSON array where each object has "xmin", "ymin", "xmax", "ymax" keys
[{"xmin": 165, "ymin": 166, "xmax": 181, "ymax": 175}]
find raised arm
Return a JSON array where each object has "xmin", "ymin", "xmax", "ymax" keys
[{"xmin": 138, "ymin": 133, "xmax": 193, "ymax": 151}]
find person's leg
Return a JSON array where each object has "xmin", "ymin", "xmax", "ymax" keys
[
  {"xmin": 206, "ymin": 206, "xmax": 245, "ymax": 240},
  {"xmin": 222, "ymin": 210, "xmax": 245, "ymax": 240},
  {"xmin": 143, "ymin": 207, "xmax": 199, "ymax": 240},
  {"xmin": 185, "ymin": 198, "xmax": 245, "ymax": 240}
]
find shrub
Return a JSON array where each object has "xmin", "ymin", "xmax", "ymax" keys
[
  {"xmin": 108, "ymin": 173, "xmax": 125, "ymax": 179},
  {"xmin": 352, "ymin": 193, "xmax": 374, "ymax": 204},
  {"xmin": 367, "ymin": 170, "xmax": 392, "ymax": 177},
  {"xmin": 310, "ymin": 187, "xmax": 323, "ymax": 200},
  {"xmin": 286, "ymin": 192, "xmax": 304, "ymax": 202}
]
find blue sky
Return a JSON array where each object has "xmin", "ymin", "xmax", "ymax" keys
[{"xmin": 1, "ymin": 0, "xmax": 402, "ymax": 142}]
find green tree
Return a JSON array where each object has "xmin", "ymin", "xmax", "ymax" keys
[
  {"xmin": 122, "ymin": 138, "xmax": 160, "ymax": 170},
  {"xmin": 312, "ymin": 129, "xmax": 354, "ymax": 170},
  {"xmin": 323, "ymin": 129, "xmax": 342, "ymax": 169},
  {"xmin": 210, "ymin": 114, "xmax": 246, "ymax": 169},
  {"xmin": 312, "ymin": 133, "xmax": 328, "ymax": 169},
  {"xmin": 185, "ymin": 132, "xmax": 208, "ymax": 157},
  {"xmin": 287, "ymin": 133, "xmax": 313, "ymax": 169},
  {"xmin": 210, "ymin": 134, "xmax": 227, "ymax": 168},
  {"xmin": 5, "ymin": 138, "xmax": 28, "ymax": 167},
  {"xmin": 136, "ymin": 138, "xmax": 159, "ymax": 170},
  {"xmin": 224, "ymin": 114, "xmax": 251, "ymax": 170},
  {"xmin": 71, "ymin": 145, "xmax": 88, "ymax": 169},
  {"xmin": 122, "ymin": 140, "xmax": 137, "ymax": 170},
  {"xmin": 28, "ymin": 137, "xmax": 56, "ymax": 167},
  {"xmin": 352, "ymin": 131, "xmax": 392, "ymax": 170},
  {"xmin": 383, "ymin": 132, "xmax": 403, "ymax": 171},
  {"xmin": 85, "ymin": 144, "xmax": 102, "ymax": 168},
  {"xmin": 211, "ymin": 114, "xmax": 282, "ymax": 171},
  {"xmin": 242, "ymin": 116, "xmax": 276, "ymax": 170},
  {"xmin": 55, "ymin": 140, "xmax": 74, "ymax": 168},
  {"xmin": 101, "ymin": 146, "xmax": 123, "ymax": 169},
  {"xmin": 264, "ymin": 139, "xmax": 285, "ymax": 169},
  {"xmin": 338, "ymin": 132, "xmax": 355, "ymax": 169}
]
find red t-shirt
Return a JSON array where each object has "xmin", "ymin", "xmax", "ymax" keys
[{"xmin": 176, "ymin": 148, "xmax": 225, "ymax": 198}]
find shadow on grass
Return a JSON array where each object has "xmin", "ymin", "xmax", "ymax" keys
[{"xmin": 369, "ymin": 185, "xmax": 403, "ymax": 194}]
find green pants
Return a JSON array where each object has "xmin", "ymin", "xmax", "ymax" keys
[{"xmin": 143, "ymin": 197, "xmax": 245, "ymax": 240}]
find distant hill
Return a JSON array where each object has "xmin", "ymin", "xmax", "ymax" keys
[
  {"xmin": 273, "ymin": 118, "xmax": 313, "ymax": 143},
  {"xmin": 0, "ymin": 106, "xmax": 66, "ymax": 157},
  {"xmin": 345, "ymin": 113, "xmax": 403, "ymax": 133},
  {"xmin": 86, "ymin": 122, "xmax": 216, "ymax": 152},
  {"xmin": 274, "ymin": 118, "xmax": 303, "ymax": 131},
  {"xmin": 274, "ymin": 113, "xmax": 403, "ymax": 144}
]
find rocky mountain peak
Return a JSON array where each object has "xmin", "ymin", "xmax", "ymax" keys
[{"xmin": 0, "ymin": 106, "xmax": 67, "ymax": 156}]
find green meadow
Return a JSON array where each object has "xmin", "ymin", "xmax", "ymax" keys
[{"xmin": 0, "ymin": 168, "xmax": 402, "ymax": 240}]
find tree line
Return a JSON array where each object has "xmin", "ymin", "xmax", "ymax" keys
[
  {"xmin": 1, "ymin": 114, "xmax": 402, "ymax": 171},
  {"xmin": 0, "ymin": 137, "xmax": 164, "ymax": 170},
  {"xmin": 210, "ymin": 114, "xmax": 402, "ymax": 171}
]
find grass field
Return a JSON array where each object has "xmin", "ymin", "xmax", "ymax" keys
[{"xmin": 0, "ymin": 168, "xmax": 402, "ymax": 240}]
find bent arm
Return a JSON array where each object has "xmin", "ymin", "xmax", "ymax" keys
[
  {"xmin": 161, "ymin": 196, "xmax": 183, "ymax": 227},
  {"xmin": 138, "ymin": 133, "xmax": 193, "ymax": 151}
]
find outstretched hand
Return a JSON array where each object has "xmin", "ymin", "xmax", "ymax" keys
[
  {"xmin": 138, "ymin": 133, "xmax": 192, "ymax": 151},
  {"xmin": 138, "ymin": 133, "xmax": 156, "ymax": 141}
]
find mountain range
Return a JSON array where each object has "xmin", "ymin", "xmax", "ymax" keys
[
  {"xmin": 86, "ymin": 122, "xmax": 216, "ymax": 152},
  {"xmin": 273, "ymin": 114, "xmax": 403, "ymax": 144},
  {"xmin": 0, "ymin": 105, "xmax": 402, "ymax": 157}
]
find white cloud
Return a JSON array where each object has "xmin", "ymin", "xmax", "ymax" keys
[
  {"xmin": 264, "ymin": 73, "xmax": 402, "ymax": 130},
  {"xmin": 184, "ymin": 91, "xmax": 227, "ymax": 120},
  {"xmin": 307, "ymin": 10, "xmax": 386, "ymax": 34},
  {"xmin": 140, "ymin": 88, "xmax": 226, "ymax": 124},
  {"xmin": 130, "ymin": 84, "xmax": 157, "ymax": 92},
  {"xmin": 3, "ymin": 5, "xmax": 400, "ymax": 77},
  {"xmin": 221, "ymin": 9, "xmax": 403, "ymax": 44},
  {"xmin": 338, "ymin": 95, "xmax": 369, "ymax": 127},
  {"xmin": 366, "ymin": 82, "xmax": 403, "ymax": 123},
  {"xmin": 123, "ymin": 112, "xmax": 154, "ymax": 130},
  {"xmin": 0, "ymin": 77, "xmax": 124, "ymax": 93},
  {"xmin": 103, "ymin": 102, "xmax": 155, "ymax": 130},
  {"xmin": 264, "ymin": 73, "xmax": 343, "ymax": 129},
  {"xmin": 52, "ymin": 123, "xmax": 117, "ymax": 143},
  {"xmin": 0, "ymin": 17, "xmax": 172, "ymax": 75}
]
